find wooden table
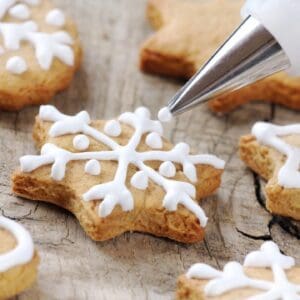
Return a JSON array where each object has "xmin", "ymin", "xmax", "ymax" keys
[{"xmin": 1, "ymin": 1, "xmax": 299, "ymax": 299}]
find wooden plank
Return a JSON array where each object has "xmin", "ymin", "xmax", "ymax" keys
[{"xmin": 0, "ymin": 0, "xmax": 299, "ymax": 299}]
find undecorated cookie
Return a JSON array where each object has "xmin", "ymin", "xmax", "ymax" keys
[
  {"xmin": 12, "ymin": 105, "xmax": 225, "ymax": 243},
  {"xmin": 177, "ymin": 241, "xmax": 300, "ymax": 299},
  {"xmin": 0, "ymin": 0, "xmax": 81, "ymax": 111},
  {"xmin": 240, "ymin": 122, "xmax": 300, "ymax": 221},
  {"xmin": 140, "ymin": 0, "xmax": 300, "ymax": 113},
  {"xmin": 0, "ymin": 216, "xmax": 39, "ymax": 299}
]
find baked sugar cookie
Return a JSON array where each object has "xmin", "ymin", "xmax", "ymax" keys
[
  {"xmin": 0, "ymin": 216, "xmax": 39, "ymax": 299},
  {"xmin": 240, "ymin": 122, "xmax": 300, "ymax": 221},
  {"xmin": 0, "ymin": 0, "xmax": 81, "ymax": 111},
  {"xmin": 12, "ymin": 105, "xmax": 225, "ymax": 243},
  {"xmin": 177, "ymin": 241, "xmax": 300, "ymax": 299},
  {"xmin": 140, "ymin": 0, "xmax": 300, "ymax": 113}
]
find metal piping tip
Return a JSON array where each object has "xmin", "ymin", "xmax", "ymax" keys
[{"xmin": 168, "ymin": 16, "xmax": 291, "ymax": 115}]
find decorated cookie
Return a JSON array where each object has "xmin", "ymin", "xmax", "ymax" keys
[
  {"xmin": 140, "ymin": 0, "xmax": 300, "ymax": 113},
  {"xmin": 0, "ymin": 216, "xmax": 39, "ymax": 299},
  {"xmin": 0, "ymin": 0, "xmax": 81, "ymax": 111},
  {"xmin": 177, "ymin": 241, "xmax": 300, "ymax": 299},
  {"xmin": 240, "ymin": 122, "xmax": 300, "ymax": 221},
  {"xmin": 12, "ymin": 105, "xmax": 225, "ymax": 243}
]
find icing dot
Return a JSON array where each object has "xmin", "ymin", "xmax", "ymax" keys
[
  {"xmin": 131, "ymin": 171, "xmax": 148, "ymax": 190},
  {"xmin": 175, "ymin": 142, "xmax": 190, "ymax": 155},
  {"xmin": 146, "ymin": 132, "xmax": 163, "ymax": 149},
  {"xmin": 104, "ymin": 120, "xmax": 122, "ymax": 137},
  {"xmin": 158, "ymin": 107, "xmax": 173, "ymax": 123},
  {"xmin": 73, "ymin": 135, "xmax": 90, "ymax": 151},
  {"xmin": 6, "ymin": 56, "xmax": 27, "ymax": 74},
  {"xmin": 9, "ymin": 4, "xmax": 30, "ymax": 20},
  {"xmin": 135, "ymin": 107, "xmax": 151, "ymax": 119},
  {"xmin": 159, "ymin": 161, "xmax": 176, "ymax": 178},
  {"xmin": 46, "ymin": 9, "xmax": 66, "ymax": 27},
  {"xmin": 85, "ymin": 159, "xmax": 101, "ymax": 176}
]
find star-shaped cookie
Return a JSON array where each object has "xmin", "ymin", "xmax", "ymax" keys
[
  {"xmin": 12, "ymin": 105, "xmax": 225, "ymax": 243},
  {"xmin": 0, "ymin": 0, "xmax": 81, "ymax": 110},
  {"xmin": 177, "ymin": 241, "xmax": 300, "ymax": 300},
  {"xmin": 140, "ymin": 0, "xmax": 300, "ymax": 113},
  {"xmin": 240, "ymin": 122, "xmax": 300, "ymax": 221}
]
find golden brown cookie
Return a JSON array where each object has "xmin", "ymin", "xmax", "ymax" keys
[
  {"xmin": 12, "ymin": 105, "xmax": 225, "ymax": 243},
  {"xmin": 0, "ymin": 217, "xmax": 39, "ymax": 299},
  {"xmin": 0, "ymin": 0, "xmax": 82, "ymax": 111},
  {"xmin": 140, "ymin": 0, "xmax": 300, "ymax": 113},
  {"xmin": 177, "ymin": 241, "xmax": 300, "ymax": 299},
  {"xmin": 240, "ymin": 122, "xmax": 300, "ymax": 221}
]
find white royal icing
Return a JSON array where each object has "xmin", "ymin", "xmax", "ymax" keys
[
  {"xmin": 159, "ymin": 161, "xmax": 176, "ymax": 178},
  {"xmin": 0, "ymin": 0, "xmax": 74, "ymax": 73},
  {"xmin": 19, "ymin": 105, "xmax": 225, "ymax": 227},
  {"xmin": 130, "ymin": 170, "xmax": 148, "ymax": 190},
  {"xmin": 73, "ymin": 134, "xmax": 90, "ymax": 151},
  {"xmin": 104, "ymin": 120, "xmax": 122, "ymax": 137},
  {"xmin": 85, "ymin": 159, "xmax": 101, "ymax": 176},
  {"xmin": 0, "ymin": 216, "xmax": 34, "ymax": 273},
  {"xmin": 45, "ymin": 9, "xmax": 65, "ymax": 27},
  {"xmin": 187, "ymin": 241, "xmax": 300, "ymax": 299},
  {"xmin": 252, "ymin": 122, "xmax": 300, "ymax": 188},
  {"xmin": 9, "ymin": 4, "xmax": 30, "ymax": 20},
  {"xmin": 6, "ymin": 55, "xmax": 27, "ymax": 74},
  {"xmin": 146, "ymin": 132, "xmax": 163, "ymax": 149},
  {"xmin": 158, "ymin": 107, "xmax": 173, "ymax": 123}
]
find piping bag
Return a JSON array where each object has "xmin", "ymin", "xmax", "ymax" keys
[{"xmin": 168, "ymin": 0, "xmax": 300, "ymax": 115}]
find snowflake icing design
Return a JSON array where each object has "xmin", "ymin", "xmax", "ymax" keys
[
  {"xmin": 187, "ymin": 241, "xmax": 300, "ymax": 300},
  {"xmin": 20, "ymin": 105, "xmax": 225, "ymax": 226},
  {"xmin": 0, "ymin": 0, "xmax": 74, "ymax": 72},
  {"xmin": 252, "ymin": 122, "xmax": 300, "ymax": 189}
]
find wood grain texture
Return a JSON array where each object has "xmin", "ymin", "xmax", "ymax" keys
[{"xmin": 0, "ymin": 1, "xmax": 299, "ymax": 299}]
